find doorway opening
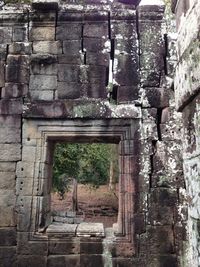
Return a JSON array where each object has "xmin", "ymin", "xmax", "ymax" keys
[{"xmin": 51, "ymin": 143, "xmax": 119, "ymax": 228}]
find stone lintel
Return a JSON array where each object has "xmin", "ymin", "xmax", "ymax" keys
[
  {"xmin": 77, "ymin": 222, "xmax": 105, "ymax": 237},
  {"xmin": 32, "ymin": 0, "xmax": 59, "ymax": 11},
  {"xmin": 22, "ymin": 100, "xmax": 142, "ymax": 119}
]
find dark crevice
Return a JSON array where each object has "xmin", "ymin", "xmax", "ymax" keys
[
  {"xmin": 0, "ymin": 88, "xmax": 2, "ymax": 99},
  {"xmin": 111, "ymin": 85, "xmax": 118, "ymax": 103},
  {"xmin": 84, "ymin": 52, "xmax": 86, "ymax": 65},
  {"xmin": 163, "ymin": 34, "xmax": 169, "ymax": 75},
  {"xmin": 108, "ymin": 11, "xmax": 111, "ymax": 40},
  {"xmin": 136, "ymin": 8, "xmax": 140, "ymax": 40},
  {"xmin": 157, "ymin": 108, "xmax": 162, "ymax": 141},
  {"xmin": 164, "ymin": 34, "xmax": 169, "ymax": 57},
  {"xmin": 177, "ymin": 188, "xmax": 180, "ymax": 203},
  {"xmin": 110, "ymin": 39, "xmax": 115, "ymax": 60},
  {"xmin": 81, "ymin": 24, "xmax": 84, "ymax": 53},
  {"xmin": 149, "ymin": 141, "xmax": 157, "ymax": 189},
  {"xmin": 106, "ymin": 66, "xmax": 109, "ymax": 87}
]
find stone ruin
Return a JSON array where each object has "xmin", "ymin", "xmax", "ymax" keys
[{"xmin": 0, "ymin": 0, "xmax": 199, "ymax": 266}]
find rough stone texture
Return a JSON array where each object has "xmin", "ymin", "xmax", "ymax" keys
[
  {"xmin": 172, "ymin": 0, "xmax": 200, "ymax": 266},
  {"xmin": 0, "ymin": 1, "xmax": 192, "ymax": 267}
]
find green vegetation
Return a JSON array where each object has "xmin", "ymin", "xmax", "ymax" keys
[{"xmin": 53, "ymin": 143, "xmax": 118, "ymax": 197}]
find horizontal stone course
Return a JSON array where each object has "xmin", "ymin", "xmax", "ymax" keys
[
  {"xmin": 29, "ymin": 75, "xmax": 57, "ymax": 90},
  {"xmin": 0, "ymin": 172, "xmax": 16, "ymax": 190},
  {"xmin": 33, "ymin": 41, "xmax": 62, "ymax": 54},
  {"xmin": 56, "ymin": 24, "xmax": 82, "ymax": 40},
  {"xmin": 9, "ymin": 42, "xmax": 32, "ymax": 55},
  {"xmin": 0, "ymin": 228, "xmax": 16, "ymax": 246},
  {"xmin": 6, "ymin": 65, "xmax": 29, "ymax": 84},
  {"xmin": 0, "ymin": 144, "xmax": 21, "ymax": 161},
  {"xmin": 30, "ymin": 26, "xmax": 55, "ymax": 41},
  {"xmin": 2, "ymin": 83, "xmax": 28, "ymax": 99}
]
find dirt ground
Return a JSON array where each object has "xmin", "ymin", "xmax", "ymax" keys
[{"xmin": 51, "ymin": 184, "xmax": 118, "ymax": 228}]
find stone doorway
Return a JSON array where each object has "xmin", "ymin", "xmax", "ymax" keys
[{"xmin": 17, "ymin": 118, "xmax": 139, "ymax": 247}]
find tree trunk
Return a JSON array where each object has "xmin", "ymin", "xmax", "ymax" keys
[
  {"xmin": 71, "ymin": 178, "xmax": 78, "ymax": 212},
  {"xmin": 109, "ymin": 160, "xmax": 115, "ymax": 191}
]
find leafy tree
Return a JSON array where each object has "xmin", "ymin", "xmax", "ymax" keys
[{"xmin": 52, "ymin": 143, "xmax": 118, "ymax": 197}]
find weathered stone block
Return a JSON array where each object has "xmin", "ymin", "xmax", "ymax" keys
[
  {"xmin": 0, "ymin": 12, "xmax": 28, "ymax": 25},
  {"xmin": 58, "ymin": 64, "xmax": 80, "ymax": 82},
  {"xmin": 21, "ymin": 145, "xmax": 37, "ymax": 162},
  {"xmin": 32, "ymin": 0, "xmax": 59, "ymax": 11},
  {"xmin": 29, "ymin": 75, "xmax": 57, "ymax": 90},
  {"xmin": 30, "ymin": 26, "xmax": 55, "ymax": 41},
  {"xmin": 30, "ymin": 90, "xmax": 54, "ymax": 100},
  {"xmin": 17, "ymin": 256, "xmax": 47, "ymax": 267},
  {"xmin": 113, "ymin": 54, "xmax": 139, "ymax": 86},
  {"xmin": 117, "ymin": 86, "xmax": 139, "ymax": 103},
  {"xmin": 0, "ymin": 44, "xmax": 7, "ymax": 61},
  {"xmin": 83, "ymin": 23, "xmax": 108, "ymax": 38},
  {"xmin": 80, "ymin": 242, "xmax": 103, "ymax": 254},
  {"xmin": 114, "ymin": 38, "xmax": 138, "ymax": 55},
  {"xmin": 110, "ymin": 9, "xmax": 136, "ymax": 21},
  {"xmin": 0, "ymin": 247, "xmax": 16, "ymax": 267},
  {"xmin": 7, "ymin": 55, "xmax": 30, "ymax": 66},
  {"xmin": 86, "ymin": 65, "xmax": 107, "ymax": 83},
  {"xmin": 160, "ymin": 123, "xmax": 183, "ymax": 141},
  {"xmin": 2, "ymin": 83, "xmax": 28, "ymax": 99},
  {"xmin": 30, "ymin": 62, "xmax": 57, "ymax": 75},
  {"xmin": 16, "ymin": 161, "xmax": 35, "ymax": 179},
  {"xmin": 0, "ymin": 100, "xmax": 21, "ymax": 115},
  {"xmin": 83, "ymin": 38, "xmax": 109, "ymax": 53},
  {"xmin": 111, "ymin": 21, "xmax": 137, "ymax": 39},
  {"xmin": 56, "ymin": 24, "xmax": 82, "ymax": 40},
  {"xmin": 57, "ymin": 11, "xmax": 83, "ymax": 24},
  {"xmin": 148, "ymin": 255, "xmax": 177, "ymax": 267},
  {"xmin": 85, "ymin": 83, "xmax": 107, "ymax": 99},
  {"xmin": 47, "ymin": 255, "xmax": 80, "ymax": 267},
  {"xmin": 80, "ymin": 255, "xmax": 103, "ymax": 267},
  {"xmin": 86, "ymin": 52, "xmax": 109, "ymax": 66},
  {"xmin": 0, "ymin": 162, "xmax": 16, "ymax": 172},
  {"xmin": 153, "ymin": 141, "xmax": 183, "ymax": 174},
  {"xmin": 147, "ymin": 226, "xmax": 175, "ymax": 254},
  {"xmin": 0, "ymin": 228, "xmax": 16, "ymax": 246},
  {"xmin": 63, "ymin": 40, "xmax": 82, "ymax": 55},
  {"xmin": 152, "ymin": 171, "xmax": 185, "ymax": 189},
  {"xmin": 58, "ymin": 54, "xmax": 84, "ymax": 65},
  {"xmin": 0, "ymin": 190, "xmax": 15, "ymax": 207},
  {"xmin": 6, "ymin": 65, "xmax": 29, "ymax": 83},
  {"xmin": 16, "ymin": 196, "xmax": 37, "ymax": 231},
  {"xmin": 17, "ymin": 232, "xmax": 48, "ymax": 255},
  {"xmin": 33, "ymin": 41, "xmax": 62, "ymax": 54},
  {"xmin": 0, "ymin": 143, "xmax": 21, "ymax": 161},
  {"xmin": 0, "ymin": 172, "xmax": 16, "ymax": 190},
  {"xmin": 48, "ymin": 240, "xmax": 80, "ymax": 255},
  {"xmin": 77, "ymin": 222, "xmax": 104, "ymax": 237},
  {"xmin": 57, "ymin": 82, "xmax": 81, "ymax": 99},
  {"xmin": 0, "ymin": 27, "xmax": 12, "ymax": 44},
  {"xmin": 0, "ymin": 206, "xmax": 15, "ymax": 226},
  {"xmin": 0, "ymin": 115, "xmax": 21, "ymax": 128},
  {"xmin": 9, "ymin": 42, "xmax": 32, "ymax": 55},
  {"xmin": 141, "ymin": 121, "xmax": 158, "ymax": 141},
  {"xmin": 141, "ymin": 87, "xmax": 169, "ymax": 108},
  {"xmin": 13, "ymin": 27, "xmax": 28, "ymax": 42},
  {"xmin": 22, "ymin": 101, "xmax": 73, "ymax": 118},
  {"xmin": 29, "ymin": 11, "xmax": 56, "ymax": 27}
]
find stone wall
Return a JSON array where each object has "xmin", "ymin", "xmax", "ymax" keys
[
  {"xmin": 0, "ymin": 1, "xmax": 186, "ymax": 266},
  {"xmin": 173, "ymin": 0, "xmax": 200, "ymax": 266}
]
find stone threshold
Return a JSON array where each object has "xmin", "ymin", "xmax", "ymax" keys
[{"xmin": 46, "ymin": 222, "xmax": 105, "ymax": 238}]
